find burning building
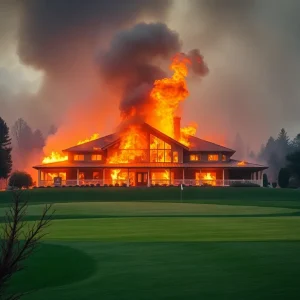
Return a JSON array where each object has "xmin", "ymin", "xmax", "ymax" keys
[{"xmin": 33, "ymin": 49, "xmax": 267, "ymax": 186}]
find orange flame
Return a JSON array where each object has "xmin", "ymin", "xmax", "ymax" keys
[
  {"xmin": 77, "ymin": 133, "xmax": 100, "ymax": 145},
  {"xmin": 150, "ymin": 54, "xmax": 192, "ymax": 140},
  {"xmin": 237, "ymin": 161, "xmax": 246, "ymax": 166},
  {"xmin": 42, "ymin": 151, "xmax": 68, "ymax": 164}
]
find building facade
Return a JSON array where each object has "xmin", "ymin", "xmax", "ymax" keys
[{"xmin": 33, "ymin": 123, "xmax": 267, "ymax": 187}]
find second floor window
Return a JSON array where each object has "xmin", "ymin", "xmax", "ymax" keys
[
  {"xmin": 208, "ymin": 154, "xmax": 218, "ymax": 161},
  {"xmin": 190, "ymin": 154, "xmax": 200, "ymax": 161},
  {"xmin": 74, "ymin": 154, "xmax": 84, "ymax": 161},
  {"xmin": 92, "ymin": 154, "xmax": 102, "ymax": 161},
  {"xmin": 222, "ymin": 154, "xmax": 226, "ymax": 161}
]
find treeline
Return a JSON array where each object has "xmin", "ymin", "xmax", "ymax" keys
[{"xmin": 0, "ymin": 116, "xmax": 57, "ymax": 181}]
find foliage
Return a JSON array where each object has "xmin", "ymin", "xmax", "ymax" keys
[
  {"xmin": 229, "ymin": 182, "xmax": 260, "ymax": 187},
  {"xmin": 278, "ymin": 168, "xmax": 291, "ymax": 188},
  {"xmin": 262, "ymin": 173, "xmax": 269, "ymax": 187},
  {"xmin": 0, "ymin": 117, "xmax": 12, "ymax": 179},
  {"xmin": 8, "ymin": 172, "xmax": 33, "ymax": 189},
  {"xmin": 286, "ymin": 151, "xmax": 300, "ymax": 179},
  {"xmin": 0, "ymin": 190, "xmax": 53, "ymax": 300}
]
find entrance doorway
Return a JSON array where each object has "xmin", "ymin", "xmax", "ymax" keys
[{"xmin": 136, "ymin": 172, "xmax": 148, "ymax": 186}]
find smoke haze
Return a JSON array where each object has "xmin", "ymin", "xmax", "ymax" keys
[{"xmin": 1, "ymin": 0, "xmax": 300, "ymax": 164}]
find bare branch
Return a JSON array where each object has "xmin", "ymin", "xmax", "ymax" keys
[{"xmin": 0, "ymin": 190, "xmax": 54, "ymax": 299}]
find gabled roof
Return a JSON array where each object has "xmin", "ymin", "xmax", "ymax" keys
[
  {"xmin": 187, "ymin": 136, "xmax": 235, "ymax": 153},
  {"xmin": 62, "ymin": 123, "xmax": 234, "ymax": 153}
]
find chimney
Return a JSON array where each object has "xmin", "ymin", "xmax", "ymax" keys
[{"xmin": 173, "ymin": 116, "xmax": 181, "ymax": 141}]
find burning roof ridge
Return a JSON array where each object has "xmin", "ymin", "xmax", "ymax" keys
[
  {"xmin": 188, "ymin": 135, "xmax": 235, "ymax": 152},
  {"xmin": 62, "ymin": 132, "xmax": 119, "ymax": 152}
]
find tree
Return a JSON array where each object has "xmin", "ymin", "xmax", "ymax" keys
[
  {"xmin": 32, "ymin": 130, "xmax": 45, "ymax": 150},
  {"xmin": 0, "ymin": 117, "xmax": 12, "ymax": 179},
  {"xmin": 11, "ymin": 119, "xmax": 33, "ymax": 154},
  {"xmin": 291, "ymin": 133, "xmax": 300, "ymax": 152},
  {"xmin": 263, "ymin": 173, "xmax": 269, "ymax": 187},
  {"xmin": 286, "ymin": 151, "xmax": 300, "ymax": 179},
  {"xmin": 8, "ymin": 172, "xmax": 33, "ymax": 189},
  {"xmin": 278, "ymin": 167, "xmax": 291, "ymax": 188},
  {"xmin": 0, "ymin": 190, "xmax": 53, "ymax": 299}
]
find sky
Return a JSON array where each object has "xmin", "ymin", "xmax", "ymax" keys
[{"xmin": 1, "ymin": 0, "xmax": 300, "ymax": 153}]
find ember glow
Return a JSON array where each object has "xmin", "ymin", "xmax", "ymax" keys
[{"xmin": 237, "ymin": 161, "xmax": 246, "ymax": 166}]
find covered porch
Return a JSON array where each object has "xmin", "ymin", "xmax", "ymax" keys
[{"xmin": 36, "ymin": 167, "xmax": 264, "ymax": 187}]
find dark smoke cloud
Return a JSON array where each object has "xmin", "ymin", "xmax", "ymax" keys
[
  {"xmin": 98, "ymin": 22, "xmax": 209, "ymax": 124},
  {"xmin": 98, "ymin": 22, "xmax": 181, "ymax": 119}
]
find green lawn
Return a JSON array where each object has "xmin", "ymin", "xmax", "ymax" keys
[{"xmin": 1, "ymin": 187, "xmax": 300, "ymax": 299}]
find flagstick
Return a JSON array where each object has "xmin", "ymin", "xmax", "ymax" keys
[{"xmin": 180, "ymin": 184, "xmax": 183, "ymax": 203}]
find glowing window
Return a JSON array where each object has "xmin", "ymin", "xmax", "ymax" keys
[
  {"xmin": 74, "ymin": 154, "xmax": 84, "ymax": 161},
  {"xmin": 92, "ymin": 154, "xmax": 102, "ymax": 161},
  {"xmin": 165, "ymin": 150, "xmax": 172, "ymax": 162},
  {"xmin": 190, "ymin": 154, "xmax": 200, "ymax": 161},
  {"xmin": 222, "ymin": 154, "xmax": 226, "ymax": 161},
  {"xmin": 79, "ymin": 172, "xmax": 85, "ymax": 179},
  {"xmin": 208, "ymin": 154, "xmax": 218, "ymax": 161},
  {"xmin": 173, "ymin": 151, "xmax": 179, "ymax": 162}
]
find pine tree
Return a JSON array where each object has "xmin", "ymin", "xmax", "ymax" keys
[{"xmin": 0, "ymin": 117, "xmax": 12, "ymax": 179}]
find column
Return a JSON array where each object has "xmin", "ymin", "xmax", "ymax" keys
[
  {"xmin": 76, "ymin": 169, "xmax": 79, "ymax": 185},
  {"xmin": 127, "ymin": 168, "xmax": 130, "ymax": 187},
  {"xmin": 182, "ymin": 168, "xmax": 185, "ymax": 185},
  {"xmin": 38, "ymin": 170, "xmax": 41, "ymax": 187},
  {"xmin": 103, "ymin": 169, "xmax": 105, "ymax": 186},
  {"xmin": 222, "ymin": 169, "xmax": 225, "ymax": 186},
  {"xmin": 169, "ymin": 169, "xmax": 171, "ymax": 186},
  {"xmin": 147, "ymin": 169, "xmax": 150, "ymax": 187}
]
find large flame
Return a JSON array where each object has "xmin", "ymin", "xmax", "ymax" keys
[
  {"xmin": 42, "ymin": 53, "xmax": 199, "ymax": 167},
  {"xmin": 42, "ymin": 151, "xmax": 68, "ymax": 164},
  {"xmin": 150, "ymin": 53, "xmax": 194, "ymax": 143}
]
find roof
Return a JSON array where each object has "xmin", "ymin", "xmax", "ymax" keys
[
  {"xmin": 187, "ymin": 135, "xmax": 235, "ymax": 153},
  {"xmin": 63, "ymin": 123, "xmax": 233, "ymax": 153},
  {"xmin": 33, "ymin": 159, "xmax": 267, "ymax": 170},
  {"xmin": 63, "ymin": 133, "xmax": 119, "ymax": 152}
]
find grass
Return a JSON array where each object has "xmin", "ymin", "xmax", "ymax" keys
[{"xmin": 1, "ymin": 187, "xmax": 300, "ymax": 299}]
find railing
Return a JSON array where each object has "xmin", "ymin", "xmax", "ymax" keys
[{"xmin": 38, "ymin": 179, "xmax": 262, "ymax": 187}]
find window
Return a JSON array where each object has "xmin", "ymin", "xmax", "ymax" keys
[
  {"xmin": 173, "ymin": 151, "xmax": 179, "ymax": 163},
  {"xmin": 195, "ymin": 172, "xmax": 217, "ymax": 186},
  {"xmin": 190, "ymin": 154, "xmax": 200, "ymax": 161},
  {"xmin": 93, "ymin": 172, "xmax": 100, "ymax": 179},
  {"xmin": 222, "ymin": 154, "xmax": 226, "ymax": 161},
  {"xmin": 92, "ymin": 154, "xmax": 102, "ymax": 161},
  {"xmin": 79, "ymin": 172, "xmax": 85, "ymax": 179},
  {"xmin": 208, "ymin": 154, "xmax": 218, "ymax": 161},
  {"xmin": 74, "ymin": 154, "xmax": 84, "ymax": 161},
  {"xmin": 150, "ymin": 135, "xmax": 173, "ymax": 162}
]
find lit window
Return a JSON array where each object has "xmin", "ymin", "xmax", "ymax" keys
[
  {"xmin": 79, "ymin": 172, "xmax": 85, "ymax": 179},
  {"xmin": 74, "ymin": 154, "xmax": 84, "ymax": 161},
  {"xmin": 190, "ymin": 154, "xmax": 200, "ymax": 161},
  {"xmin": 92, "ymin": 154, "xmax": 102, "ymax": 161},
  {"xmin": 208, "ymin": 154, "xmax": 218, "ymax": 161},
  {"xmin": 173, "ymin": 151, "xmax": 179, "ymax": 163},
  {"xmin": 222, "ymin": 154, "xmax": 226, "ymax": 161}
]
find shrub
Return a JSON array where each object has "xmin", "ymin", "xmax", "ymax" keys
[
  {"xmin": 278, "ymin": 167, "xmax": 291, "ymax": 188},
  {"xmin": 262, "ymin": 174, "xmax": 269, "ymax": 187},
  {"xmin": 288, "ymin": 176, "xmax": 300, "ymax": 189},
  {"xmin": 8, "ymin": 171, "xmax": 33, "ymax": 189},
  {"xmin": 272, "ymin": 182, "xmax": 277, "ymax": 188},
  {"xmin": 230, "ymin": 181, "xmax": 260, "ymax": 188}
]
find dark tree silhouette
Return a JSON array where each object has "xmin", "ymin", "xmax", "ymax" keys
[
  {"xmin": 0, "ymin": 117, "xmax": 12, "ymax": 179},
  {"xmin": 0, "ymin": 191, "xmax": 53, "ymax": 300},
  {"xmin": 286, "ymin": 151, "xmax": 300, "ymax": 179},
  {"xmin": 278, "ymin": 167, "xmax": 291, "ymax": 188},
  {"xmin": 8, "ymin": 172, "xmax": 33, "ymax": 189}
]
